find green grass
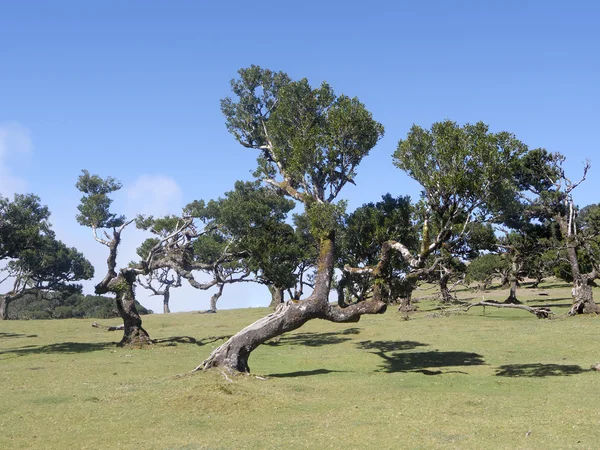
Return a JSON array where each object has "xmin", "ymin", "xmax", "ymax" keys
[{"xmin": 1, "ymin": 281, "xmax": 600, "ymax": 449}]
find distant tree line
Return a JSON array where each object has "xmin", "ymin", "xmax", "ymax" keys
[{"xmin": 6, "ymin": 291, "xmax": 152, "ymax": 320}]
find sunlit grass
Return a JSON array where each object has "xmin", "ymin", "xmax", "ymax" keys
[{"xmin": 1, "ymin": 280, "xmax": 599, "ymax": 449}]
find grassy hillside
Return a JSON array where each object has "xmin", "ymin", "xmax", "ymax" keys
[{"xmin": 1, "ymin": 281, "xmax": 599, "ymax": 449}]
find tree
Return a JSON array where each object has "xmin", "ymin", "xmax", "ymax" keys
[
  {"xmin": 337, "ymin": 194, "xmax": 418, "ymax": 306},
  {"xmin": 1, "ymin": 194, "xmax": 93, "ymax": 319},
  {"xmin": 343, "ymin": 121, "xmax": 527, "ymax": 312},
  {"xmin": 182, "ymin": 180, "xmax": 298, "ymax": 311},
  {"xmin": 138, "ymin": 268, "xmax": 181, "ymax": 314},
  {"xmin": 466, "ymin": 253, "xmax": 510, "ymax": 291},
  {"xmin": 198, "ymin": 66, "xmax": 385, "ymax": 372},
  {"xmin": 515, "ymin": 150, "xmax": 599, "ymax": 314},
  {"xmin": 0, "ymin": 193, "xmax": 52, "ymax": 260},
  {"xmin": 76, "ymin": 171, "xmax": 199, "ymax": 345}
]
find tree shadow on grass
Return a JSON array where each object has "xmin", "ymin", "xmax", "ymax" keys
[
  {"xmin": 0, "ymin": 341, "xmax": 115, "ymax": 356},
  {"xmin": 357, "ymin": 340, "xmax": 485, "ymax": 374},
  {"xmin": 153, "ymin": 335, "xmax": 230, "ymax": 347},
  {"xmin": 266, "ymin": 369, "xmax": 346, "ymax": 378},
  {"xmin": 266, "ymin": 327, "xmax": 361, "ymax": 347},
  {"xmin": 0, "ymin": 332, "xmax": 38, "ymax": 339},
  {"xmin": 495, "ymin": 363, "xmax": 588, "ymax": 377}
]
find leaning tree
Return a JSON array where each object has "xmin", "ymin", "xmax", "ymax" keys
[{"xmin": 198, "ymin": 66, "xmax": 385, "ymax": 372}]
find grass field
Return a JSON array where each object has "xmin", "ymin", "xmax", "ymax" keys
[{"xmin": 1, "ymin": 282, "xmax": 600, "ymax": 449}]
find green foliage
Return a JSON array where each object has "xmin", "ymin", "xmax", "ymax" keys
[
  {"xmin": 186, "ymin": 181, "xmax": 311, "ymax": 291},
  {"xmin": 394, "ymin": 121, "xmax": 527, "ymax": 220},
  {"xmin": 222, "ymin": 66, "xmax": 384, "ymax": 204},
  {"xmin": 75, "ymin": 170, "xmax": 125, "ymax": 229},
  {"xmin": 342, "ymin": 194, "xmax": 417, "ymax": 266},
  {"xmin": 306, "ymin": 201, "xmax": 346, "ymax": 241},
  {"xmin": 466, "ymin": 254, "xmax": 509, "ymax": 288},
  {"xmin": 0, "ymin": 193, "xmax": 52, "ymax": 260},
  {"xmin": 9, "ymin": 236, "xmax": 94, "ymax": 288}
]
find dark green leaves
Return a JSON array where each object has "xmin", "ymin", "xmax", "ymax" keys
[
  {"xmin": 222, "ymin": 66, "xmax": 384, "ymax": 203},
  {"xmin": 394, "ymin": 121, "xmax": 527, "ymax": 219},
  {"xmin": 75, "ymin": 170, "xmax": 125, "ymax": 229},
  {"xmin": 0, "ymin": 193, "xmax": 52, "ymax": 260}
]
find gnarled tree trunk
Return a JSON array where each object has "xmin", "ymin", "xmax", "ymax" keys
[
  {"xmin": 566, "ymin": 244, "xmax": 599, "ymax": 315},
  {"xmin": 163, "ymin": 286, "xmax": 171, "ymax": 314},
  {"xmin": 504, "ymin": 260, "xmax": 521, "ymax": 304},
  {"xmin": 0, "ymin": 296, "xmax": 8, "ymax": 320},
  {"xmin": 268, "ymin": 285, "xmax": 285, "ymax": 308},
  {"xmin": 199, "ymin": 235, "xmax": 386, "ymax": 373},
  {"xmin": 207, "ymin": 283, "xmax": 224, "ymax": 313},
  {"xmin": 569, "ymin": 274, "xmax": 599, "ymax": 315},
  {"xmin": 111, "ymin": 273, "xmax": 151, "ymax": 347},
  {"xmin": 439, "ymin": 273, "xmax": 452, "ymax": 303}
]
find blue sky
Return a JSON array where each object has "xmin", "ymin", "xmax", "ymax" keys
[{"xmin": 1, "ymin": 0, "xmax": 598, "ymax": 312}]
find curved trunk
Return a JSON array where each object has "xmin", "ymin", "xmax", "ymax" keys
[
  {"xmin": 268, "ymin": 285, "xmax": 285, "ymax": 308},
  {"xmin": 199, "ymin": 235, "xmax": 386, "ymax": 373},
  {"xmin": 111, "ymin": 274, "xmax": 151, "ymax": 347},
  {"xmin": 208, "ymin": 284, "xmax": 224, "ymax": 312},
  {"xmin": 163, "ymin": 287, "xmax": 171, "ymax": 314},
  {"xmin": 439, "ymin": 273, "xmax": 452, "ymax": 303}
]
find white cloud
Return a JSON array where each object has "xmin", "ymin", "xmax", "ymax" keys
[
  {"xmin": 126, "ymin": 175, "xmax": 183, "ymax": 217},
  {"xmin": 0, "ymin": 122, "xmax": 32, "ymax": 195}
]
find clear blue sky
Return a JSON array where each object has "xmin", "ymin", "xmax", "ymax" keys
[{"xmin": 1, "ymin": 0, "xmax": 598, "ymax": 312}]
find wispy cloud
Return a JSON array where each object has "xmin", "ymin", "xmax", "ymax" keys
[
  {"xmin": 126, "ymin": 175, "xmax": 183, "ymax": 217},
  {"xmin": 0, "ymin": 122, "xmax": 32, "ymax": 196}
]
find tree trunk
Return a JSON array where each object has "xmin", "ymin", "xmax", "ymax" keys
[
  {"xmin": 208, "ymin": 284, "xmax": 224, "ymax": 312},
  {"xmin": 268, "ymin": 285, "xmax": 285, "ymax": 308},
  {"xmin": 198, "ymin": 235, "xmax": 387, "ymax": 373},
  {"xmin": 399, "ymin": 295, "xmax": 414, "ymax": 313},
  {"xmin": 565, "ymin": 244, "xmax": 599, "ymax": 315},
  {"xmin": 111, "ymin": 274, "xmax": 151, "ymax": 347},
  {"xmin": 439, "ymin": 273, "xmax": 452, "ymax": 303},
  {"xmin": 163, "ymin": 287, "xmax": 171, "ymax": 314},
  {"xmin": 569, "ymin": 275, "xmax": 599, "ymax": 315},
  {"xmin": 0, "ymin": 296, "xmax": 8, "ymax": 320}
]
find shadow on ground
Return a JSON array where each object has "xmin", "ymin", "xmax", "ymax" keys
[
  {"xmin": 0, "ymin": 335, "xmax": 231, "ymax": 356},
  {"xmin": 153, "ymin": 335, "xmax": 230, "ymax": 347},
  {"xmin": 495, "ymin": 363, "xmax": 588, "ymax": 377},
  {"xmin": 357, "ymin": 340, "xmax": 485, "ymax": 374},
  {"xmin": 266, "ymin": 368, "xmax": 346, "ymax": 378},
  {"xmin": 0, "ymin": 332, "xmax": 38, "ymax": 339},
  {"xmin": 266, "ymin": 327, "xmax": 361, "ymax": 347},
  {"xmin": 0, "ymin": 341, "xmax": 115, "ymax": 356}
]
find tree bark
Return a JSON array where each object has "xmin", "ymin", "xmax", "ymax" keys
[
  {"xmin": 207, "ymin": 283, "xmax": 224, "ymax": 312},
  {"xmin": 466, "ymin": 301, "xmax": 553, "ymax": 319},
  {"xmin": 268, "ymin": 285, "xmax": 285, "ymax": 308},
  {"xmin": 163, "ymin": 287, "xmax": 171, "ymax": 314},
  {"xmin": 111, "ymin": 273, "xmax": 152, "ymax": 347},
  {"xmin": 439, "ymin": 273, "xmax": 452, "ymax": 303},
  {"xmin": 198, "ymin": 235, "xmax": 387, "ymax": 373},
  {"xmin": 566, "ymin": 244, "xmax": 599, "ymax": 315},
  {"xmin": 0, "ymin": 296, "xmax": 8, "ymax": 320}
]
